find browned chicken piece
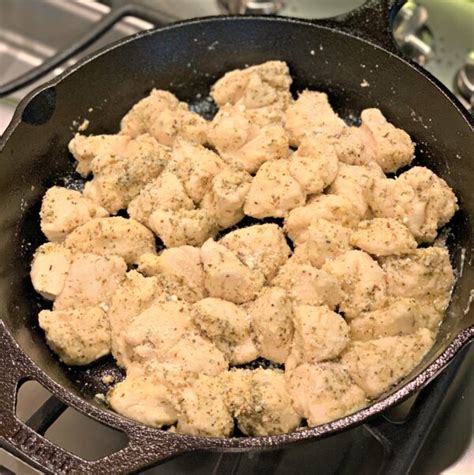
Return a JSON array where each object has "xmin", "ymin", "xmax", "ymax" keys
[
  {"xmin": 200, "ymin": 239, "xmax": 264, "ymax": 304},
  {"xmin": 323, "ymin": 250, "xmax": 387, "ymax": 319},
  {"xmin": 53, "ymin": 253, "xmax": 126, "ymax": 311},
  {"xmin": 40, "ymin": 186, "xmax": 108, "ymax": 242},
  {"xmin": 39, "ymin": 306, "xmax": 110, "ymax": 365},
  {"xmin": 219, "ymin": 223, "xmax": 290, "ymax": 280},
  {"xmin": 83, "ymin": 133, "xmax": 170, "ymax": 213},
  {"xmin": 350, "ymin": 218, "xmax": 418, "ymax": 256},
  {"xmin": 359, "ymin": 108, "xmax": 415, "ymax": 173},
  {"xmin": 288, "ymin": 134, "xmax": 339, "ymax": 194},
  {"xmin": 325, "ymin": 127, "xmax": 376, "ymax": 166},
  {"xmin": 286, "ymin": 362, "xmax": 367, "ymax": 426},
  {"xmin": 65, "ymin": 217, "xmax": 156, "ymax": 264},
  {"xmin": 272, "ymin": 262, "xmax": 343, "ymax": 309},
  {"xmin": 211, "ymin": 60, "xmax": 292, "ymax": 126},
  {"xmin": 137, "ymin": 246, "xmax": 207, "ymax": 303},
  {"xmin": 328, "ymin": 162, "xmax": 385, "ymax": 218},
  {"xmin": 342, "ymin": 328, "xmax": 434, "ymax": 397},
  {"xmin": 193, "ymin": 297, "xmax": 258, "ymax": 365},
  {"xmin": 121, "ymin": 89, "xmax": 208, "ymax": 147},
  {"xmin": 68, "ymin": 133, "xmax": 130, "ymax": 176},
  {"xmin": 246, "ymin": 287, "xmax": 294, "ymax": 364},
  {"xmin": 244, "ymin": 159, "xmax": 306, "ymax": 219},
  {"xmin": 31, "ymin": 243, "xmax": 72, "ymax": 300},
  {"xmin": 285, "ymin": 194, "xmax": 361, "ymax": 245},
  {"xmin": 149, "ymin": 208, "xmax": 218, "ymax": 248},
  {"xmin": 284, "ymin": 91, "xmax": 346, "ymax": 147},
  {"xmin": 369, "ymin": 167, "xmax": 458, "ymax": 243},
  {"xmin": 200, "ymin": 167, "xmax": 252, "ymax": 228},
  {"xmin": 223, "ymin": 368, "xmax": 301, "ymax": 436}
]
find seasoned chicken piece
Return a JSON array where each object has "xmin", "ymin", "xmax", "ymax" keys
[
  {"xmin": 54, "ymin": 253, "xmax": 126, "ymax": 310},
  {"xmin": 223, "ymin": 368, "xmax": 301, "ymax": 436},
  {"xmin": 200, "ymin": 168, "xmax": 252, "ymax": 228},
  {"xmin": 83, "ymin": 134, "xmax": 169, "ymax": 214},
  {"xmin": 128, "ymin": 170, "xmax": 194, "ymax": 225},
  {"xmin": 326, "ymin": 127, "xmax": 376, "ymax": 166},
  {"xmin": 286, "ymin": 305, "xmax": 350, "ymax": 370},
  {"xmin": 350, "ymin": 218, "xmax": 417, "ymax": 256},
  {"xmin": 211, "ymin": 60, "xmax": 292, "ymax": 126},
  {"xmin": 285, "ymin": 195, "xmax": 361, "ymax": 245},
  {"xmin": 68, "ymin": 133, "xmax": 130, "ymax": 176},
  {"xmin": 272, "ymin": 262, "xmax": 343, "ymax": 309},
  {"xmin": 350, "ymin": 297, "xmax": 427, "ymax": 341},
  {"xmin": 38, "ymin": 306, "xmax": 110, "ymax": 365},
  {"xmin": 107, "ymin": 365, "xmax": 178, "ymax": 428},
  {"xmin": 149, "ymin": 208, "xmax": 217, "ymax": 248},
  {"xmin": 108, "ymin": 270, "xmax": 163, "ymax": 366},
  {"xmin": 220, "ymin": 223, "xmax": 290, "ymax": 280},
  {"xmin": 286, "ymin": 362, "xmax": 367, "ymax": 426},
  {"xmin": 121, "ymin": 89, "xmax": 208, "ymax": 147},
  {"xmin": 328, "ymin": 162, "xmax": 385, "ymax": 218},
  {"xmin": 291, "ymin": 218, "xmax": 351, "ymax": 268},
  {"xmin": 360, "ymin": 108, "xmax": 415, "ymax": 173},
  {"xmin": 31, "ymin": 243, "xmax": 72, "ymax": 300},
  {"xmin": 288, "ymin": 135, "xmax": 339, "ymax": 194},
  {"xmin": 176, "ymin": 374, "xmax": 233, "ymax": 437},
  {"xmin": 244, "ymin": 160, "xmax": 306, "ymax": 219},
  {"xmin": 200, "ymin": 239, "xmax": 264, "ymax": 304},
  {"xmin": 193, "ymin": 298, "xmax": 258, "ymax": 365},
  {"xmin": 40, "ymin": 186, "xmax": 108, "ymax": 242},
  {"xmin": 284, "ymin": 91, "xmax": 346, "ymax": 146},
  {"xmin": 369, "ymin": 167, "xmax": 458, "ymax": 243},
  {"xmin": 169, "ymin": 139, "xmax": 226, "ymax": 203},
  {"xmin": 323, "ymin": 250, "xmax": 387, "ymax": 319},
  {"xmin": 342, "ymin": 328, "xmax": 434, "ymax": 397},
  {"xmin": 65, "ymin": 217, "xmax": 156, "ymax": 264},
  {"xmin": 246, "ymin": 287, "xmax": 293, "ymax": 364},
  {"xmin": 137, "ymin": 247, "xmax": 206, "ymax": 303},
  {"xmin": 209, "ymin": 106, "xmax": 289, "ymax": 173}
]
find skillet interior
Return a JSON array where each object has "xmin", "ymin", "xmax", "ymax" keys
[{"xmin": 0, "ymin": 17, "xmax": 472, "ymax": 436}]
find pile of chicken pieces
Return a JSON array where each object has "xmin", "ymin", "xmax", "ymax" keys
[{"xmin": 31, "ymin": 61, "xmax": 457, "ymax": 437}]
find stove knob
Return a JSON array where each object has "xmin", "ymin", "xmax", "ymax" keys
[
  {"xmin": 454, "ymin": 51, "xmax": 474, "ymax": 109},
  {"xmin": 218, "ymin": 0, "xmax": 284, "ymax": 15}
]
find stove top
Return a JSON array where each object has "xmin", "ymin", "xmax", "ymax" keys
[{"xmin": 0, "ymin": 1, "xmax": 472, "ymax": 473}]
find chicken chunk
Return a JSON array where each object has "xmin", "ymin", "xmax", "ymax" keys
[
  {"xmin": 285, "ymin": 195, "xmax": 361, "ymax": 245},
  {"xmin": 149, "ymin": 208, "xmax": 217, "ymax": 248},
  {"xmin": 121, "ymin": 89, "xmax": 207, "ymax": 146},
  {"xmin": 286, "ymin": 362, "xmax": 367, "ymax": 426},
  {"xmin": 54, "ymin": 253, "xmax": 126, "ymax": 311},
  {"xmin": 127, "ymin": 170, "xmax": 194, "ymax": 225},
  {"xmin": 360, "ymin": 108, "xmax": 415, "ymax": 173},
  {"xmin": 40, "ymin": 186, "xmax": 108, "ymax": 242},
  {"xmin": 220, "ymin": 223, "xmax": 290, "ymax": 280},
  {"xmin": 246, "ymin": 287, "xmax": 293, "ymax": 364},
  {"xmin": 223, "ymin": 368, "xmax": 301, "ymax": 436},
  {"xmin": 200, "ymin": 239, "xmax": 264, "ymax": 304},
  {"xmin": 350, "ymin": 218, "xmax": 417, "ymax": 256},
  {"xmin": 193, "ymin": 298, "xmax": 258, "ymax": 365},
  {"xmin": 200, "ymin": 168, "xmax": 252, "ymax": 228},
  {"xmin": 137, "ymin": 247, "xmax": 206, "ymax": 303},
  {"xmin": 211, "ymin": 60, "xmax": 292, "ymax": 126},
  {"xmin": 65, "ymin": 217, "xmax": 156, "ymax": 264},
  {"xmin": 272, "ymin": 262, "xmax": 343, "ymax": 309},
  {"xmin": 38, "ymin": 306, "xmax": 110, "ymax": 365},
  {"xmin": 325, "ymin": 127, "xmax": 376, "ymax": 166},
  {"xmin": 286, "ymin": 305, "xmax": 350, "ymax": 370},
  {"xmin": 342, "ymin": 328, "xmax": 434, "ymax": 397},
  {"xmin": 244, "ymin": 159, "xmax": 306, "ymax": 219},
  {"xmin": 68, "ymin": 133, "xmax": 130, "ymax": 176},
  {"xmin": 284, "ymin": 91, "xmax": 346, "ymax": 146},
  {"xmin": 31, "ymin": 243, "xmax": 72, "ymax": 300},
  {"xmin": 369, "ymin": 167, "xmax": 458, "ymax": 243},
  {"xmin": 323, "ymin": 250, "xmax": 387, "ymax": 318},
  {"xmin": 169, "ymin": 139, "xmax": 227, "ymax": 203}
]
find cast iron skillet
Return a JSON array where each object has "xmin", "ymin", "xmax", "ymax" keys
[{"xmin": 0, "ymin": 1, "xmax": 472, "ymax": 473}]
